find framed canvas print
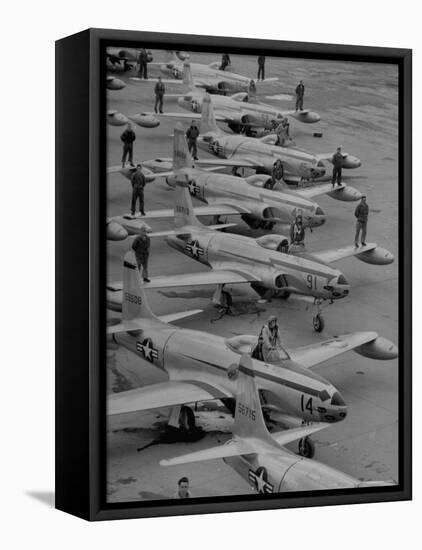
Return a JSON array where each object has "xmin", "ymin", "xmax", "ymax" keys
[{"xmin": 55, "ymin": 28, "xmax": 412, "ymax": 521}]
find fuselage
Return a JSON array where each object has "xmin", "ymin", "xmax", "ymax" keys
[
  {"xmin": 225, "ymin": 452, "xmax": 365, "ymax": 494},
  {"xmin": 166, "ymin": 228, "xmax": 350, "ymax": 301},
  {"xmin": 198, "ymin": 133, "xmax": 326, "ymax": 180},
  {"xmin": 166, "ymin": 167, "xmax": 326, "ymax": 228},
  {"xmin": 178, "ymin": 91, "xmax": 320, "ymax": 126},
  {"xmin": 112, "ymin": 317, "xmax": 347, "ymax": 425}
]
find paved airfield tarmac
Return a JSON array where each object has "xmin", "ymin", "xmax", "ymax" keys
[{"xmin": 106, "ymin": 52, "xmax": 398, "ymax": 502}]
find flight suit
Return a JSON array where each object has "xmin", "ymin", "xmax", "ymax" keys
[
  {"xmin": 120, "ymin": 128, "xmax": 136, "ymax": 167},
  {"xmin": 289, "ymin": 221, "xmax": 306, "ymax": 252},
  {"xmin": 131, "ymin": 170, "xmax": 146, "ymax": 215},
  {"xmin": 154, "ymin": 81, "xmax": 166, "ymax": 113},
  {"xmin": 257, "ymin": 56, "xmax": 265, "ymax": 81},
  {"xmin": 132, "ymin": 233, "xmax": 150, "ymax": 279},
  {"xmin": 138, "ymin": 49, "xmax": 149, "ymax": 79},
  {"xmin": 354, "ymin": 201, "xmax": 369, "ymax": 245},
  {"xmin": 295, "ymin": 83, "xmax": 305, "ymax": 110},
  {"xmin": 186, "ymin": 125, "xmax": 200, "ymax": 160},
  {"xmin": 331, "ymin": 151, "xmax": 344, "ymax": 186},
  {"xmin": 261, "ymin": 324, "xmax": 283, "ymax": 362}
]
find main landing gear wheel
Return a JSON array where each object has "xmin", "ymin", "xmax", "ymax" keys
[
  {"xmin": 298, "ymin": 436, "xmax": 315, "ymax": 458},
  {"xmin": 178, "ymin": 405, "xmax": 196, "ymax": 432},
  {"xmin": 313, "ymin": 313, "xmax": 324, "ymax": 333}
]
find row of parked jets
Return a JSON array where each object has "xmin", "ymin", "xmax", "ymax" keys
[{"xmin": 106, "ymin": 51, "xmax": 398, "ymax": 495}]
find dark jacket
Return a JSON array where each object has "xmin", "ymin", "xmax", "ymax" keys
[
  {"xmin": 290, "ymin": 222, "xmax": 305, "ymax": 244},
  {"xmin": 132, "ymin": 234, "xmax": 150, "ymax": 258},
  {"xmin": 354, "ymin": 202, "xmax": 369, "ymax": 222},
  {"xmin": 120, "ymin": 129, "xmax": 136, "ymax": 144},
  {"xmin": 131, "ymin": 170, "xmax": 146, "ymax": 189},
  {"xmin": 186, "ymin": 126, "xmax": 200, "ymax": 141},
  {"xmin": 295, "ymin": 84, "xmax": 305, "ymax": 97},
  {"xmin": 258, "ymin": 56, "xmax": 265, "ymax": 66},
  {"xmin": 332, "ymin": 151, "xmax": 344, "ymax": 168},
  {"xmin": 154, "ymin": 81, "xmax": 165, "ymax": 96},
  {"xmin": 138, "ymin": 49, "xmax": 148, "ymax": 63}
]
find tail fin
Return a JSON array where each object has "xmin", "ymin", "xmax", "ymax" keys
[
  {"xmin": 173, "ymin": 123, "xmax": 193, "ymax": 171},
  {"xmin": 200, "ymin": 93, "xmax": 219, "ymax": 134},
  {"xmin": 232, "ymin": 355, "xmax": 275, "ymax": 443},
  {"xmin": 122, "ymin": 251, "xmax": 156, "ymax": 321},
  {"xmin": 182, "ymin": 62, "xmax": 195, "ymax": 90},
  {"xmin": 174, "ymin": 176, "xmax": 204, "ymax": 229}
]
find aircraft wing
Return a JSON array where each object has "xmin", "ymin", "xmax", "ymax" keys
[
  {"xmin": 161, "ymin": 422, "xmax": 327, "ymax": 466},
  {"xmin": 309, "ymin": 243, "xmax": 377, "ymax": 264},
  {"xmin": 109, "ymin": 380, "xmax": 231, "ymax": 416},
  {"xmin": 195, "ymin": 157, "xmax": 266, "ymax": 169},
  {"xmin": 141, "ymin": 111, "xmax": 231, "ymax": 123},
  {"xmin": 129, "ymin": 76, "xmax": 184, "ymax": 85},
  {"xmin": 108, "ymin": 269, "xmax": 260, "ymax": 294},
  {"xmin": 288, "ymin": 183, "xmax": 347, "ymax": 199},
  {"xmin": 288, "ymin": 332, "xmax": 381, "ymax": 368},
  {"xmin": 112, "ymin": 204, "xmax": 250, "ymax": 226}
]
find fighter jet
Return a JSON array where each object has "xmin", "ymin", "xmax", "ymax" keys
[
  {"xmin": 110, "ymin": 125, "xmax": 331, "ymax": 232},
  {"xmin": 161, "ymin": 355, "xmax": 396, "ymax": 492},
  {"xmin": 107, "ymin": 251, "xmax": 397, "ymax": 455},
  {"xmin": 156, "ymin": 52, "xmax": 278, "ymax": 94},
  {"xmin": 190, "ymin": 94, "xmax": 360, "ymax": 184},
  {"xmin": 146, "ymin": 62, "xmax": 321, "ymax": 133},
  {"xmin": 107, "ymin": 178, "xmax": 394, "ymax": 331}
]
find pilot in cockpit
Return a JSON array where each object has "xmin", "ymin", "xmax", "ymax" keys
[{"xmin": 252, "ymin": 316, "xmax": 288, "ymax": 362}]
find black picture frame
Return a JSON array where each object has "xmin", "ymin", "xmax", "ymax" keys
[{"xmin": 55, "ymin": 28, "xmax": 412, "ymax": 521}]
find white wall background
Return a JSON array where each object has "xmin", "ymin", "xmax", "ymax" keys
[{"xmin": 0, "ymin": 1, "xmax": 419, "ymax": 547}]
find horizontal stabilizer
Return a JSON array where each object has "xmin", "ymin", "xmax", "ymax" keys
[
  {"xmin": 107, "ymin": 309, "xmax": 203, "ymax": 333},
  {"xmin": 161, "ymin": 440, "xmax": 254, "ymax": 466}
]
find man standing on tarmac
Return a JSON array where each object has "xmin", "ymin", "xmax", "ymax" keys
[
  {"xmin": 132, "ymin": 224, "xmax": 151, "ymax": 283},
  {"xmin": 186, "ymin": 121, "xmax": 200, "ymax": 160},
  {"xmin": 154, "ymin": 76, "xmax": 165, "ymax": 114},
  {"xmin": 130, "ymin": 164, "xmax": 146, "ymax": 216},
  {"xmin": 120, "ymin": 122, "xmax": 136, "ymax": 168},
  {"xmin": 331, "ymin": 146, "xmax": 344, "ymax": 187}
]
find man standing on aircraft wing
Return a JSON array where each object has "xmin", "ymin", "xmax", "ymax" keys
[
  {"xmin": 154, "ymin": 76, "xmax": 165, "ymax": 114},
  {"xmin": 219, "ymin": 53, "xmax": 231, "ymax": 71},
  {"xmin": 331, "ymin": 146, "xmax": 344, "ymax": 187},
  {"xmin": 137, "ymin": 48, "xmax": 149, "ymax": 79},
  {"xmin": 130, "ymin": 164, "xmax": 146, "ymax": 216},
  {"xmin": 186, "ymin": 120, "xmax": 200, "ymax": 160},
  {"xmin": 295, "ymin": 80, "xmax": 305, "ymax": 111},
  {"xmin": 132, "ymin": 224, "xmax": 151, "ymax": 282},
  {"xmin": 120, "ymin": 122, "xmax": 136, "ymax": 168},
  {"xmin": 354, "ymin": 195, "xmax": 369, "ymax": 247},
  {"xmin": 257, "ymin": 56, "xmax": 265, "ymax": 81}
]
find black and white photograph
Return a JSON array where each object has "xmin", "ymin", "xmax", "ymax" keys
[{"xmin": 105, "ymin": 46, "xmax": 400, "ymax": 504}]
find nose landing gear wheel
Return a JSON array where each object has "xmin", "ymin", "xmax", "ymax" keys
[
  {"xmin": 179, "ymin": 405, "xmax": 196, "ymax": 432},
  {"xmin": 298, "ymin": 436, "xmax": 315, "ymax": 458},
  {"xmin": 313, "ymin": 313, "xmax": 324, "ymax": 333}
]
